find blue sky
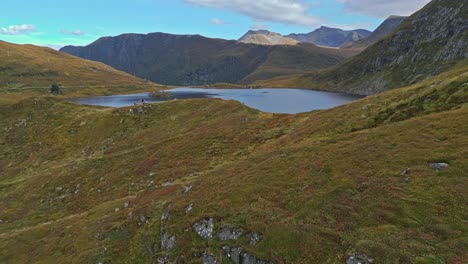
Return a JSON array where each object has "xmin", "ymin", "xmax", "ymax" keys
[{"xmin": 0, "ymin": 0, "xmax": 431, "ymax": 49}]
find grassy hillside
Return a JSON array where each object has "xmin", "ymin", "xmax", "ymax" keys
[
  {"xmin": 60, "ymin": 33, "xmax": 358, "ymax": 86},
  {"xmin": 0, "ymin": 41, "xmax": 160, "ymax": 96},
  {"xmin": 0, "ymin": 61, "xmax": 466, "ymax": 263},
  {"xmin": 258, "ymin": 0, "xmax": 467, "ymax": 95}
]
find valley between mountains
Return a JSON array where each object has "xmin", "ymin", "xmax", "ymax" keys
[{"xmin": 0, "ymin": 0, "xmax": 467, "ymax": 263}]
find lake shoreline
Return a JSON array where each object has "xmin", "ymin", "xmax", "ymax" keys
[{"xmin": 72, "ymin": 87, "xmax": 364, "ymax": 114}]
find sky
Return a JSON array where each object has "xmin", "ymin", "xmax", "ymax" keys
[{"xmin": 0, "ymin": 0, "xmax": 431, "ymax": 49}]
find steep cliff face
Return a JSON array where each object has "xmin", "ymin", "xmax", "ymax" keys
[
  {"xmin": 267, "ymin": 0, "xmax": 467, "ymax": 95},
  {"xmin": 342, "ymin": 15, "xmax": 407, "ymax": 50},
  {"xmin": 61, "ymin": 33, "xmax": 355, "ymax": 86},
  {"xmin": 287, "ymin": 27, "xmax": 372, "ymax": 47},
  {"xmin": 239, "ymin": 30, "xmax": 299, "ymax": 45}
]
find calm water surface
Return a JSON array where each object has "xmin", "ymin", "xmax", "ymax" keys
[{"xmin": 72, "ymin": 88, "xmax": 363, "ymax": 114}]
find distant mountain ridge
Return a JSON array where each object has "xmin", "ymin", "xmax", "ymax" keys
[
  {"xmin": 342, "ymin": 15, "xmax": 407, "ymax": 49},
  {"xmin": 239, "ymin": 30, "xmax": 298, "ymax": 45},
  {"xmin": 286, "ymin": 26, "xmax": 372, "ymax": 47},
  {"xmin": 61, "ymin": 32, "xmax": 357, "ymax": 86},
  {"xmin": 259, "ymin": 0, "xmax": 468, "ymax": 95}
]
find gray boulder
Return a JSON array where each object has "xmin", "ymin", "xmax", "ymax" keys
[
  {"xmin": 202, "ymin": 253, "xmax": 218, "ymax": 264},
  {"xmin": 429, "ymin": 163, "xmax": 449, "ymax": 170},
  {"xmin": 222, "ymin": 246, "xmax": 243, "ymax": 263},
  {"xmin": 346, "ymin": 254, "xmax": 374, "ymax": 264},
  {"xmin": 248, "ymin": 232, "xmax": 262, "ymax": 246},
  {"xmin": 222, "ymin": 246, "xmax": 271, "ymax": 264},
  {"xmin": 157, "ymin": 256, "xmax": 169, "ymax": 264},
  {"xmin": 192, "ymin": 218, "xmax": 214, "ymax": 239},
  {"xmin": 218, "ymin": 225, "xmax": 243, "ymax": 241},
  {"xmin": 160, "ymin": 232, "xmax": 176, "ymax": 250}
]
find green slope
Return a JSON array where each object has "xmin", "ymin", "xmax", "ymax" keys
[
  {"xmin": 0, "ymin": 41, "xmax": 157, "ymax": 92},
  {"xmin": 0, "ymin": 62, "xmax": 466, "ymax": 263}
]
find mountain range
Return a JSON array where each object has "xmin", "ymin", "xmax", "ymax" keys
[
  {"xmin": 286, "ymin": 26, "xmax": 372, "ymax": 47},
  {"xmin": 59, "ymin": 14, "xmax": 410, "ymax": 88},
  {"xmin": 60, "ymin": 33, "xmax": 357, "ymax": 86},
  {"xmin": 342, "ymin": 15, "xmax": 407, "ymax": 50},
  {"xmin": 259, "ymin": 0, "xmax": 467, "ymax": 95}
]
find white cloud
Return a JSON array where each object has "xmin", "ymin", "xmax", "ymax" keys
[
  {"xmin": 336, "ymin": 0, "xmax": 431, "ymax": 18},
  {"xmin": 0, "ymin": 24, "xmax": 35, "ymax": 35},
  {"xmin": 210, "ymin": 18, "xmax": 226, "ymax": 25},
  {"xmin": 60, "ymin": 29, "xmax": 85, "ymax": 36},
  {"xmin": 250, "ymin": 23, "xmax": 268, "ymax": 30},
  {"xmin": 185, "ymin": 0, "xmax": 322, "ymax": 27},
  {"xmin": 324, "ymin": 23, "xmax": 373, "ymax": 31},
  {"xmin": 71, "ymin": 30, "xmax": 85, "ymax": 35}
]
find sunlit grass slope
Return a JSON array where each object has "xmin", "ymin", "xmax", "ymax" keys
[
  {"xmin": 0, "ymin": 64, "xmax": 466, "ymax": 263},
  {"xmin": 0, "ymin": 41, "xmax": 159, "ymax": 95}
]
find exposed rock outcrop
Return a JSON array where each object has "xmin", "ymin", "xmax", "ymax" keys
[
  {"xmin": 248, "ymin": 232, "xmax": 262, "ymax": 246},
  {"xmin": 346, "ymin": 253, "xmax": 374, "ymax": 264},
  {"xmin": 217, "ymin": 225, "xmax": 243, "ymax": 241},
  {"xmin": 429, "ymin": 162, "xmax": 449, "ymax": 170},
  {"xmin": 192, "ymin": 218, "xmax": 214, "ymax": 239},
  {"xmin": 222, "ymin": 246, "xmax": 272, "ymax": 264},
  {"xmin": 160, "ymin": 232, "xmax": 176, "ymax": 250},
  {"xmin": 202, "ymin": 253, "xmax": 218, "ymax": 264}
]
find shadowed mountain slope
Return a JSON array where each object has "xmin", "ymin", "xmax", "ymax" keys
[
  {"xmin": 60, "ymin": 33, "xmax": 357, "ymax": 86},
  {"xmin": 342, "ymin": 15, "xmax": 407, "ymax": 50},
  {"xmin": 259, "ymin": 0, "xmax": 467, "ymax": 95},
  {"xmin": 287, "ymin": 27, "xmax": 372, "ymax": 47}
]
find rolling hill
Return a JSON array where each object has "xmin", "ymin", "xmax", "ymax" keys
[
  {"xmin": 0, "ymin": 60, "xmax": 466, "ymax": 263},
  {"xmin": 258, "ymin": 0, "xmax": 467, "ymax": 95},
  {"xmin": 60, "ymin": 33, "xmax": 358, "ymax": 86},
  {"xmin": 0, "ymin": 40, "xmax": 152, "ymax": 92}
]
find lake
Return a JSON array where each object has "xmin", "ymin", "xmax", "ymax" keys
[{"xmin": 72, "ymin": 88, "xmax": 363, "ymax": 114}]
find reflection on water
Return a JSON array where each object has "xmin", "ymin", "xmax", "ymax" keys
[{"xmin": 72, "ymin": 88, "xmax": 363, "ymax": 114}]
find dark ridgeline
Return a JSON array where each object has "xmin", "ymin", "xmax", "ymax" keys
[
  {"xmin": 60, "ymin": 33, "xmax": 356, "ymax": 86},
  {"xmin": 342, "ymin": 15, "xmax": 408, "ymax": 50},
  {"xmin": 286, "ymin": 26, "xmax": 372, "ymax": 47},
  {"xmin": 285, "ymin": 0, "xmax": 468, "ymax": 95}
]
